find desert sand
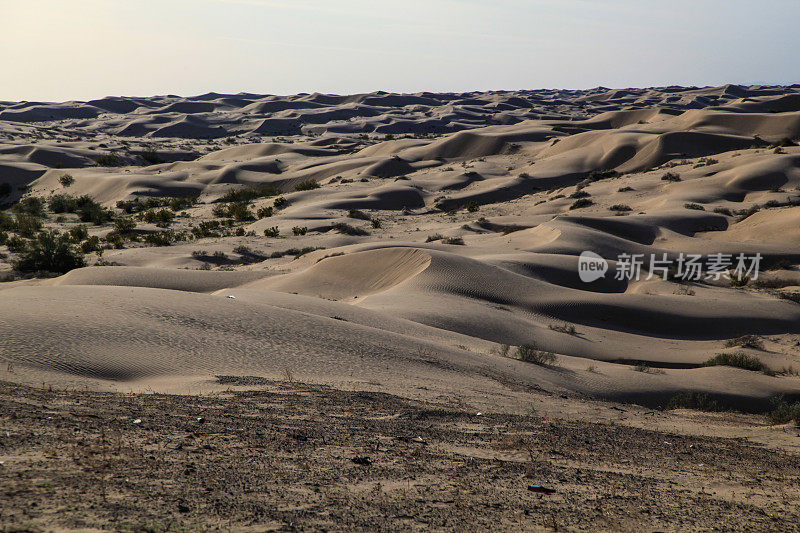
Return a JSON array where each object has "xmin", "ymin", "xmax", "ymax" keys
[{"xmin": 1, "ymin": 85, "xmax": 800, "ymax": 530}]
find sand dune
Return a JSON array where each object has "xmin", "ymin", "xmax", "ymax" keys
[{"xmin": 2, "ymin": 85, "xmax": 800, "ymax": 412}]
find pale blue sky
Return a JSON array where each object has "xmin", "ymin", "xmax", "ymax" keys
[{"xmin": 2, "ymin": 0, "xmax": 798, "ymax": 101}]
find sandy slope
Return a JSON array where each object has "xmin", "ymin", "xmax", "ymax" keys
[{"xmin": 1, "ymin": 85, "xmax": 800, "ymax": 413}]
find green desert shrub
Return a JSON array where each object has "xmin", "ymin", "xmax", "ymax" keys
[
  {"xmin": 68, "ymin": 225, "xmax": 89, "ymax": 242},
  {"xmin": 212, "ymin": 202, "xmax": 254, "ymax": 222},
  {"xmin": 348, "ymin": 209, "xmax": 371, "ymax": 220},
  {"xmin": 442, "ymin": 236, "xmax": 464, "ymax": 245},
  {"xmin": 58, "ymin": 174, "xmax": 75, "ymax": 187},
  {"xmin": 142, "ymin": 208, "xmax": 175, "ymax": 226},
  {"xmin": 609, "ymin": 204, "xmax": 631, "ymax": 212},
  {"xmin": 661, "ymin": 172, "xmax": 681, "ymax": 182},
  {"xmin": 0, "ymin": 211, "xmax": 17, "ymax": 231},
  {"xmin": 114, "ymin": 217, "xmax": 137, "ymax": 236},
  {"xmin": 587, "ymin": 169, "xmax": 619, "ymax": 181},
  {"xmin": 140, "ymin": 148, "xmax": 164, "ymax": 165},
  {"xmin": 294, "ymin": 180, "xmax": 321, "ymax": 191},
  {"xmin": 220, "ymin": 185, "xmax": 278, "ymax": 203},
  {"xmin": 116, "ymin": 196, "xmax": 196, "ymax": 214},
  {"xmin": 331, "ymin": 222, "xmax": 369, "ymax": 236},
  {"xmin": 292, "ymin": 226, "xmax": 308, "ymax": 236},
  {"xmin": 516, "ymin": 344, "xmax": 557, "ymax": 366},
  {"xmin": 666, "ymin": 392, "xmax": 721, "ymax": 412},
  {"xmin": 14, "ymin": 213, "xmax": 42, "ymax": 238},
  {"xmin": 263, "ymin": 226, "xmax": 280, "ymax": 237},
  {"xmin": 273, "ymin": 197, "xmax": 288, "ymax": 209},
  {"xmin": 80, "ymin": 235, "xmax": 102, "ymax": 254},
  {"xmin": 569, "ymin": 198, "xmax": 593, "ymax": 210},
  {"xmin": 144, "ymin": 230, "xmax": 182, "ymax": 246},
  {"xmin": 191, "ymin": 220, "xmax": 222, "ymax": 238},
  {"xmin": 13, "ymin": 197, "xmax": 46, "ymax": 217},
  {"xmin": 768, "ymin": 396, "xmax": 800, "ymax": 425},
  {"xmin": 284, "ymin": 246, "xmax": 318, "ymax": 257},
  {"xmin": 6, "ymin": 235, "xmax": 27, "ymax": 253},
  {"xmin": 723, "ymin": 334, "xmax": 764, "ymax": 350},
  {"xmin": 49, "ymin": 194, "xmax": 78, "ymax": 213},
  {"xmin": 95, "ymin": 153, "xmax": 122, "ymax": 167},
  {"xmin": 702, "ymin": 352, "xmax": 766, "ymax": 372},
  {"xmin": 684, "ymin": 203, "xmax": 705, "ymax": 210},
  {"xmin": 257, "ymin": 206, "xmax": 273, "ymax": 219},
  {"xmin": 50, "ymin": 195, "xmax": 112, "ymax": 224},
  {"xmin": 104, "ymin": 232, "xmax": 125, "ymax": 249},
  {"xmin": 13, "ymin": 230, "xmax": 85, "ymax": 274},
  {"xmin": 549, "ymin": 323, "xmax": 577, "ymax": 335}
]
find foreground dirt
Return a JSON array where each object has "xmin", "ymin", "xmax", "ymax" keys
[{"xmin": 1, "ymin": 379, "xmax": 799, "ymax": 532}]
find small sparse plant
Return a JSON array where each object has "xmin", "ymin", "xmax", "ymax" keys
[
  {"xmin": 442, "ymin": 237, "xmax": 464, "ymax": 245},
  {"xmin": 516, "ymin": 344, "xmax": 557, "ymax": 366},
  {"xmin": 80, "ymin": 236, "xmax": 102, "ymax": 254},
  {"xmin": 703, "ymin": 352, "xmax": 766, "ymax": 372},
  {"xmin": 220, "ymin": 185, "xmax": 278, "ymax": 203},
  {"xmin": 729, "ymin": 270, "xmax": 749, "ymax": 287},
  {"xmin": 144, "ymin": 230, "xmax": 182, "ymax": 246},
  {"xmin": 667, "ymin": 392, "xmax": 721, "ymax": 412},
  {"xmin": 633, "ymin": 363, "xmax": 664, "ymax": 374},
  {"xmin": 292, "ymin": 226, "xmax": 308, "ymax": 236},
  {"xmin": 264, "ymin": 226, "xmax": 280, "ymax": 237},
  {"xmin": 570, "ymin": 198, "xmax": 593, "ymax": 210},
  {"xmin": 723, "ymin": 335, "xmax": 764, "ymax": 350},
  {"xmin": 95, "ymin": 153, "xmax": 122, "ymax": 167},
  {"xmin": 191, "ymin": 220, "xmax": 222, "ymax": 238},
  {"xmin": 295, "ymin": 180, "xmax": 321, "ymax": 191},
  {"xmin": 768, "ymin": 396, "xmax": 800, "ymax": 425},
  {"xmin": 549, "ymin": 323, "xmax": 577, "ymax": 335},
  {"xmin": 661, "ymin": 172, "xmax": 681, "ymax": 182},
  {"xmin": 684, "ymin": 203, "xmax": 705, "ymax": 210},
  {"xmin": 587, "ymin": 169, "xmax": 618, "ymax": 181},
  {"xmin": 113, "ymin": 217, "xmax": 137, "ymax": 236},
  {"xmin": 140, "ymin": 148, "xmax": 164, "ymax": 165},
  {"xmin": 331, "ymin": 222, "xmax": 369, "ymax": 236},
  {"xmin": 59, "ymin": 174, "xmax": 75, "ymax": 187},
  {"xmin": 217, "ymin": 202, "xmax": 254, "ymax": 222},
  {"xmin": 348, "ymin": 209, "xmax": 371, "ymax": 220},
  {"xmin": 609, "ymin": 204, "xmax": 631, "ymax": 212},
  {"xmin": 142, "ymin": 208, "xmax": 176, "ymax": 226}
]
